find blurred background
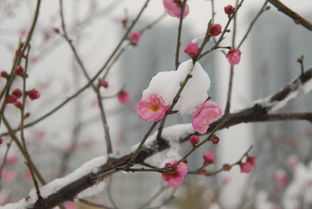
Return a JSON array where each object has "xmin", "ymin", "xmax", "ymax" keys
[{"xmin": 0, "ymin": 0, "xmax": 311, "ymax": 208}]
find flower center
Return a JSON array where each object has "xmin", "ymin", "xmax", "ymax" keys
[{"xmin": 151, "ymin": 104, "xmax": 161, "ymax": 112}]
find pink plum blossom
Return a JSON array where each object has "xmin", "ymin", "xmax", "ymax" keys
[
  {"xmin": 162, "ymin": 0, "xmax": 189, "ymax": 18},
  {"xmin": 130, "ymin": 31, "xmax": 141, "ymax": 46},
  {"xmin": 184, "ymin": 42, "xmax": 200, "ymax": 58},
  {"xmin": 136, "ymin": 94, "xmax": 170, "ymax": 121},
  {"xmin": 161, "ymin": 160, "xmax": 188, "ymax": 188},
  {"xmin": 246, "ymin": 156, "xmax": 256, "ymax": 167},
  {"xmin": 203, "ymin": 152, "xmax": 215, "ymax": 164},
  {"xmin": 240, "ymin": 162, "xmax": 253, "ymax": 173},
  {"xmin": 226, "ymin": 48, "xmax": 241, "ymax": 66},
  {"xmin": 191, "ymin": 101, "xmax": 222, "ymax": 134},
  {"xmin": 118, "ymin": 90, "xmax": 131, "ymax": 104}
]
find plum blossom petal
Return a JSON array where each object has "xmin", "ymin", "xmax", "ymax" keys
[
  {"xmin": 161, "ymin": 160, "xmax": 188, "ymax": 188},
  {"xmin": 191, "ymin": 101, "xmax": 222, "ymax": 134},
  {"xmin": 162, "ymin": 0, "xmax": 189, "ymax": 18},
  {"xmin": 136, "ymin": 94, "xmax": 170, "ymax": 121}
]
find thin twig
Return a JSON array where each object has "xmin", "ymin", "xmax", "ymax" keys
[
  {"xmin": 175, "ymin": 0, "xmax": 188, "ymax": 69},
  {"xmin": 267, "ymin": 0, "xmax": 312, "ymax": 31}
]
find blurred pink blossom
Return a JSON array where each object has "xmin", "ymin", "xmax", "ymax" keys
[
  {"xmin": 287, "ymin": 155, "xmax": 298, "ymax": 168},
  {"xmin": 275, "ymin": 170, "xmax": 288, "ymax": 187},
  {"xmin": 64, "ymin": 201, "xmax": 77, "ymax": 209},
  {"xmin": 118, "ymin": 90, "xmax": 131, "ymax": 104},
  {"xmin": 6, "ymin": 156, "xmax": 19, "ymax": 166},
  {"xmin": 0, "ymin": 170, "xmax": 17, "ymax": 182},
  {"xmin": 136, "ymin": 94, "xmax": 170, "ymax": 121},
  {"xmin": 161, "ymin": 160, "xmax": 188, "ymax": 188},
  {"xmin": 191, "ymin": 101, "xmax": 222, "ymax": 134},
  {"xmin": 203, "ymin": 152, "xmax": 215, "ymax": 164},
  {"xmin": 162, "ymin": 0, "xmax": 189, "ymax": 18}
]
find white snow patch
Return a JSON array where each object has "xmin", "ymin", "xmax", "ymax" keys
[
  {"xmin": 142, "ymin": 60, "xmax": 211, "ymax": 114},
  {"xmin": 77, "ymin": 181, "xmax": 106, "ymax": 199},
  {"xmin": 139, "ymin": 124, "xmax": 194, "ymax": 167},
  {"xmin": 1, "ymin": 156, "xmax": 107, "ymax": 209}
]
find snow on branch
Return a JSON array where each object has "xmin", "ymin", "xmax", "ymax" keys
[
  {"xmin": 250, "ymin": 67, "xmax": 312, "ymax": 113},
  {"xmin": 3, "ymin": 68, "xmax": 312, "ymax": 209}
]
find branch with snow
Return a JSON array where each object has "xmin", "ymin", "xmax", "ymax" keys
[{"xmin": 3, "ymin": 68, "xmax": 312, "ymax": 209}]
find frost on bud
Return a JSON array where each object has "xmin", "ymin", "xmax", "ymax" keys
[
  {"xmin": 203, "ymin": 151, "xmax": 215, "ymax": 164},
  {"xmin": 226, "ymin": 48, "xmax": 241, "ymax": 66},
  {"xmin": 100, "ymin": 81, "xmax": 109, "ymax": 88},
  {"xmin": 15, "ymin": 65, "xmax": 24, "ymax": 76},
  {"xmin": 118, "ymin": 90, "xmax": 131, "ymax": 104},
  {"xmin": 189, "ymin": 135, "xmax": 199, "ymax": 146},
  {"xmin": 7, "ymin": 95, "xmax": 17, "ymax": 104},
  {"xmin": 211, "ymin": 135, "xmax": 220, "ymax": 144},
  {"xmin": 12, "ymin": 88, "xmax": 23, "ymax": 98},
  {"xmin": 224, "ymin": 5, "xmax": 235, "ymax": 16},
  {"xmin": 14, "ymin": 101, "xmax": 23, "ymax": 109},
  {"xmin": 162, "ymin": 0, "xmax": 189, "ymax": 18},
  {"xmin": 184, "ymin": 42, "xmax": 200, "ymax": 58},
  {"xmin": 0, "ymin": 71, "xmax": 9, "ymax": 79},
  {"xmin": 209, "ymin": 24, "xmax": 222, "ymax": 36},
  {"xmin": 136, "ymin": 94, "xmax": 169, "ymax": 121},
  {"xmin": 130, "ymin": 31, "xmax": 141, "ymax": 46},
  {"xmin": 27, "ymin": 88, "xmax": 40, "ymax": 100}
]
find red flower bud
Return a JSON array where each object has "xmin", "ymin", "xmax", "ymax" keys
[
  {"xmin": 12, "ymin": 88, "xmax": 23, "ymax": 98},
  {"xmin": 224, "ymin": 5, "xmax": 235, "ymax": 16},
  {"xmin": 209, "ymin": 24, "xmax": 222, "ymax": 36}
]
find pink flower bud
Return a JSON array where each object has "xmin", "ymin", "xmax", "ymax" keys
[
  {"xmin": 130, "ymin": 31, "xmax": 141, "ymax": 46},
  {"xmin": 7, "ymin": 95, "xmax": 17, "ymax": 103},
  {"xmin": 209, "ymin": 24, "xmax": 222, "ymax": 36},
  {"xmin": 211, "ymin": 135, "xmax": 220, "ymax": 144},
  {"xmin": 162, "ymin": 0, "xmax": 189, "ymax": 18},
  {"xmin": 184, "ymin": 42, "xmax": 200, "ymax": 58},
  {"xmin": 203, "ymin": 152, "xmax": 215, "ymax": 164},
  {"xmin": 14, "ymin": 100, "xmax": 23, "ymax": 109},
  {"xmin": 12, "ymin": 88, "xmax": 23, "ymax": 98},
  {"xmin": 136, "ymin": 94, "xmax": 170, "ymax": 121},
  {"xmin": 15, "ymin": 65, "xmax": 24, "ymax": 76},
  {"xmin": 0, "ymin": 137, "xmax": 3, "ymax": 145},
  {"xmin": 161, "ymin": 160, "xmax": 188, "ymax": 188},
  {"xmin": 27, "ymin": 88, "xmax": 40, "ymax": 100},
  {"xmin": 100, "ymin": 81, "xmax": 109, "ymax": 88},
  {"xmin": 226, "ymin": 48, "xmax": 241, "ymax": 66},
  {"xmin": 224, "ymin": 5, "xmax": 235, "ymax": 16},
  {"xmin": 1, "ymin": 71, "xmax": 9, "ymax": 79},
  {"xmin": 118, "ymin": 90, "xmax": 131, "ymax": 104},
  {"xmin": 189, "ymin": 135, "xmax": 199, "ymax": 145}
]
